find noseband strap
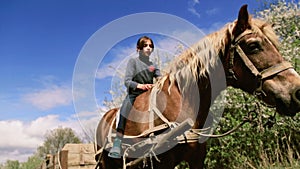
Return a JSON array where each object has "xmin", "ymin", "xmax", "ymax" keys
[
  {"xmin": 260, "ymin": 61, "xmax": 292, "ymax": 80},
  {"xmin": 228, "ymin": 30, "xmax": 293, "ymax": 96}
]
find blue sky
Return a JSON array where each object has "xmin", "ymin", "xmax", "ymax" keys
[{"xmin": 0, "ymin": 0, "xmax": 271, "ymax": 163}]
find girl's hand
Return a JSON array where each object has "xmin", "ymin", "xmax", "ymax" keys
[{"xmin": 137, "ymin": 84, "xmax": 153, "ymax": 90}]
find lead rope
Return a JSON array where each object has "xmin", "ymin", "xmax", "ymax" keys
[
  {"xmin": 193, "ymin": 93, "xmax": 258, "ymax": 138},
  {"xmin": 193, "ymin": 110, "xmax": 257, "ymax": 138}
]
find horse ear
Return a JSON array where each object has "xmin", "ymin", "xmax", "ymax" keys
[{"xmin": 235, "ymin": 4, "xmax": 251, "ymax": 35}]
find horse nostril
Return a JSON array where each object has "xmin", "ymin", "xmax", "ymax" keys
[
  {"xmin": 296, "ymin": 90, "xmax": 300, "ymax": 99},
  {"xmin": 292, "ymin": 88, "xmax": 300, "ymax": 105}
]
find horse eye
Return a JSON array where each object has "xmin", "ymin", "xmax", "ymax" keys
[{"xmin": 248, "ymin": 42, "xmax": 262, "ymax": 54}]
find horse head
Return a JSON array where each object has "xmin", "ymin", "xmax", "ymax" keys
[{"xmin": 225, "ymin": 5, "xmax": 300, "ymax": 116}]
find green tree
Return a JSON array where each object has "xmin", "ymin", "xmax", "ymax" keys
[
  {"xmin": 205, "ymin": 0, "xmax": 300, "ymax": 168},
  {"xmin": 257, "ymin": 0, "xmax": 300, "ymax": 62},
  {"xmin": 20, "ymin": 154, "xmax": 43, "ymax": 169},
  {"xmin": 1, "ymin": 160, "xmax": 20, "ymax": 169},
  {"xmin": 37, "ymin": 126, "xmax": 82, "ymax": 158}
]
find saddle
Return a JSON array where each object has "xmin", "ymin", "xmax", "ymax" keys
[{"xmin": 95, "ymin": 87, "xmax": 206, "ymax": 169}]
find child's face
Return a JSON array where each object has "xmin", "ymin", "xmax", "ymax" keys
[{"xmin": 140, "ymin": 39, "xmax": 153, "ymax": 57}]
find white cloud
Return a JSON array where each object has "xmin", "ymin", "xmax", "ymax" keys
[
  {"xmin": 96, "ymin": 46, "xmax": 135, "ymax": 80},
  {"xmin": 156, "ymin": 37, "xmax": 183, "ymax": 52},
  {"xmin": 0, "ymin": 114, "xmax": 90, "ymax": 163},
  {"xmin": 206, "ymin": 8, "xmax": 219, "ymax": 16},
  {"xmin": 170, "ymin": 30, "xmax": 205, "ymax": 45},
  {"xmin": 0, "ymin": 149, "xmax": 33, "ymax": 164},
  {"xmin": 202, "ymin": 21, "xmax": 227, "ymax": 34},
  {"xmin": 188, "ymin": 0, "xmax": 201, "ymax": 18},
  {"xmin": 73, "ymin": 110, "xmax": 102, "ymax": 142},
  {"xmin": 0, "ymin": 121, "xmax": 41, "ymax": 149},
  {"xmin": 188, "ymin": 1, "xmax": 220, "ymax": 19},
  {"xmin": 23, "ymin": 85, "xmax": 72, "ymax": 111},
  {"xmin": 188, "ymin": 8, "xmax": 201, "ymax": 18},
  {"xmin": 75, "ymin": 110, "xmax": 102, "ymax": 119}
]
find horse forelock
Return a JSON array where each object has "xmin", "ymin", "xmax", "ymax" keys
[
  {"xmin": 230, "ymin": 18, "xmax": 280, "ymax": 48},
  {"xmin": 252, "ymin": 18, "xmax": 280, "ymax": 49}
]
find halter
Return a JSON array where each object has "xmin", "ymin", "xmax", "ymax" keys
[{"xmin": 228, "ymin": 29, "xmax": 293, "ymax": 96}]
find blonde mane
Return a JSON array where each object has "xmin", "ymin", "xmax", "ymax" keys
[{"xmin": 155, "ymin": 17, "xmax": 279, "ymax": 94}]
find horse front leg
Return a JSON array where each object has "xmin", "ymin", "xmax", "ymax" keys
[{"xmin": 184, "ymin": 142, "xmax": 207, "ymax": 169}]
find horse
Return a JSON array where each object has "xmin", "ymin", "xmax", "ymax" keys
[{"xmin": 95, "ymin": 5, "xmax": 300, "ymax": 169}]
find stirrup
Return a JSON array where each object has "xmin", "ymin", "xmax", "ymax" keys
[{"xmin": 108, "ymin": 137, "xmax": 122, "ymax": 159}]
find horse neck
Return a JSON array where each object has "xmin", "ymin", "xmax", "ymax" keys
[
  {"xmin": 156, "ymin": 27, "xmax": 230, "ymax": 128},
  {"xmin": 175, "ymin": 48, "xmax": 227, "ymax": 128},
  {"xmin": 194, "ymin": 75, "xmax": 213, "ymax": 129},
  {"xmin": 157, "ymin": 74, "xmax": 213, "ymax": 129}
]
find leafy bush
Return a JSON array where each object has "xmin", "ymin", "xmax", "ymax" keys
[
  {"xmin": 205, "ymin": 2, "xmax": 300, "ymax": 168},
  {"xmin": 205, "ymin": 87, "xmax": 300, "ymax": 168}
]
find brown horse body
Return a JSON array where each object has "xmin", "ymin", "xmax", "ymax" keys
[{"xmin": 96, "ymin": 5, "xmax": 300, "ymax": 169}]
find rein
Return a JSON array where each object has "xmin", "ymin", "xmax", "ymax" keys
[{"xmin": 228, "ymin": 29, "xmax": 293, "ymax": 97}]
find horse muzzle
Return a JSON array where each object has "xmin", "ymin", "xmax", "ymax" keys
[{"xmin": 274, "ymin": 87, "xmax": 300, "ymax": 116}]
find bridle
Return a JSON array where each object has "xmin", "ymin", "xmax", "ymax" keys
[{"xmin": 228, "ymin": 29, "xmax": 293, "ymax": 97}]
